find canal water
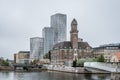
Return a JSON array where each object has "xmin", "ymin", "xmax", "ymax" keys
[{"xmin": 0, "ymin": 71, "xmax": 111, "ymax": 80}]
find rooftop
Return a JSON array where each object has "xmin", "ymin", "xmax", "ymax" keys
[
  {"xmin": 93, "ymin": 43, "xmax": 120, "ymax": 49},
  {"xmin": 100, "ymin": 43, "xmax": 120, "ymax": 47},
  {"xmin": 53, "ymin": 41, "xmax": 92, "ymax": 49},
  {"xmin": 71, "ymin": 18, "xmax": 77, "ymax": 25},
  {"xmin": 18, "ymin": 51, "xmax": 30, "ymax": 53}
]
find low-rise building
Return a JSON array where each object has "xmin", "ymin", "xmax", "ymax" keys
[
  {"xmin": 110, "ymin": 52, "xmax": 120, "ymax": 62},
  {"xmin": 14, "ymin": 51, "xmax": 30, "ymax": 64},
  {"xmin": 93, "ymin": 43, "xmax": 120, "ymax": 62}
]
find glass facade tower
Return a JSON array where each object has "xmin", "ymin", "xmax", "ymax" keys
[
  {"xmin": 30, "ymin": 37, "xmax": 44, "ymax": 60},
  {"xmin": 51, "ymin": 13, "xmax": 67, "ymax": 44},
  {"xmin": 42, "ymin": 13, "xmax": 67, "ymax": 55},
  {"xmin": 42, "ymin": 27, "xmax": 55, "ymax": 55}
]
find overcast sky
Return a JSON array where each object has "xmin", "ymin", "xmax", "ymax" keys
[{"xmin": 0, "ymin": 0, "xmax": 120, "ymax": 60}]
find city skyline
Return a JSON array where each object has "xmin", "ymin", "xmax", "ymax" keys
[{"xmin": 0, "ymin": 0, "xmax": 120, "ymax": 59}]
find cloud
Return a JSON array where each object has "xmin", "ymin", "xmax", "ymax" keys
[{"xmin": 0, "ymin": 0, "xmax": 120, "ymax": 59}]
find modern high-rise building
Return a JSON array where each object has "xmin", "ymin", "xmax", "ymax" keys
[
  {"xmin": 42, "ymin": 27, "xmax": 54, "ymax": 55},
  {"xmin": 42, "ymin": 13, "xmax": 67, "ymax": 55},
  {"xmin": 51, "ymin": 13, "xmax": 67, "ymax": 44},
  {"xmin": 30, "ymin": 37, "xmax": 44, "ymax": 60}
]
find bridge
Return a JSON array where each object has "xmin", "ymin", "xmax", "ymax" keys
[
  {"xmin": 13, "ymin": 63, "xmax": 42, "ymax": 71},
  {"xmin": 84, "ymin": 62, "xmax": 120, "ymax": 73}
]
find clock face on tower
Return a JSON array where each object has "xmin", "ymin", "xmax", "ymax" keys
[{"xmin": 73, "ymin": 34, "xmax": 77, "ymax": 40}]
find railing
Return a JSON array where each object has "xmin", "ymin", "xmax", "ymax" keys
[{"xmin": 13, "ymin": 63, "xmax": 42, "ymax": 68}]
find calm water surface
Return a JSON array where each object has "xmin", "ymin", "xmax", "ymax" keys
[{"xmin": 0, "ymin": 71, "xmax": 111, "ymax": 80}]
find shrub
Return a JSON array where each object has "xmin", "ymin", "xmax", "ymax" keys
[
  {"xmin": 97, "ymin": 54, "xmax": 105, "ymax": 62},
  {"xmin": 77, "ymin": 58, "xmax": 98, "ymax": 67}
]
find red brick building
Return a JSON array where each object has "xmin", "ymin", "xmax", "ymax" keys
[{"xmin": 50, "ymin": 19, "xmax": 92, "ymax": 66}]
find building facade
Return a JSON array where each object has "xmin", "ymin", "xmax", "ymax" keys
[
  {"xmin": 51, "ymin": 13, "xmax": 67, "ymax": 44},
  {"xmin": 93, "ymin": 43, "xmax": 120, "ymax": 62},
  {"xmin": 50, "ymin": 19, "xmax": 92, "ymax": 66},
  {"xmin": 110, "ymin": 52, "xmax": 120, "ymax": 62},
  {"xmin": 42, "ymin": 27, "xmax": 55, "ymax": 55},
  {"xmin": 14, "ymin": 51, "xmax": 30, "ymax": 64},
  {"xmin": 30, "ymin": 37, "xmax": 44, "ymax": 60}
]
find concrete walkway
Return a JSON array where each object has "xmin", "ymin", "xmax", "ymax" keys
[{"xmin": 84, "ymin": 62, "xmax": 120, "ymax": 73}]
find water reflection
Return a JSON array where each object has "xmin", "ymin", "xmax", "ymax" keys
[
  {"xmin": 14, "ymin": 72, "xmax": 25, "ymax": 80},
  {"xmin": 0, "ymin": 71, "xmax": 13, "ymax": 80},
  {"xmin": 0, "ymin": 71, "xmax": 9, "ymax": 78},
  {"xmin": 0, "ymin": 71, "xmax": 111, "ymax": 80},
  {"xmin": 111, "ymin": 73, "xmax": 120, "ymax": 80},
  {"xmin": 84, "ymin": 74, "xmax": 92, "ymax": 80}
]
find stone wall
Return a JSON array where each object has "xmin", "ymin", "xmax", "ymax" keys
[{"xmin": 0, "ymin": 66, "xmax": 13, "ymax": 71}]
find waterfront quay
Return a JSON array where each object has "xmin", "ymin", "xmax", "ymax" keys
[
  {"xmin": 0, "ymin": 63, "xmax": 120, "ymax": 80},
  {"xmin": 44, "ymin": 63, "xmax": 120, "ymax": 80},
  {"xmin": 45, "ymin": 65, "xmax": 86, "ymax": 73},
  {"xmin": 44, "ymin": 62, "xmax": 120, "ymax": 73},
  {"xmin": 0, "ymin": 66, "xmax": 13, "ymax": 71}
]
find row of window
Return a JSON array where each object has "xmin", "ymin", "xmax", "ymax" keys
[{"xmin": 106, "ymin": 47, "xmax": 119, "ymax": 49}]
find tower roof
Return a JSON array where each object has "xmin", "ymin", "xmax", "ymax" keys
[
  {"xmin": 71, "ymin": 18, "xmax": 77, "ymax": 25},
  {"xmin": 70, "ymin": 18, "xmax": 78, "ymax": 33}
]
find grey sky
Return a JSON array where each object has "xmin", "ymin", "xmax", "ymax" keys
[{"xmin": 0, "ymin": 0, "xmax": 120, "ymax": 60}]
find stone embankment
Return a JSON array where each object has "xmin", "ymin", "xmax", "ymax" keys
[
  {"xmin": 0, "ymin": 66, "xmax": 14, "ymax": 71},
  {"xmin": 44, "ymin": 65, "xmax": 89, "ymax": 73}
]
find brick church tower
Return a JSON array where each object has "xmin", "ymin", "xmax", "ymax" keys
[{"xmin": 70, "ymin": 19, "xmax": 79, "ymax": 49}]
